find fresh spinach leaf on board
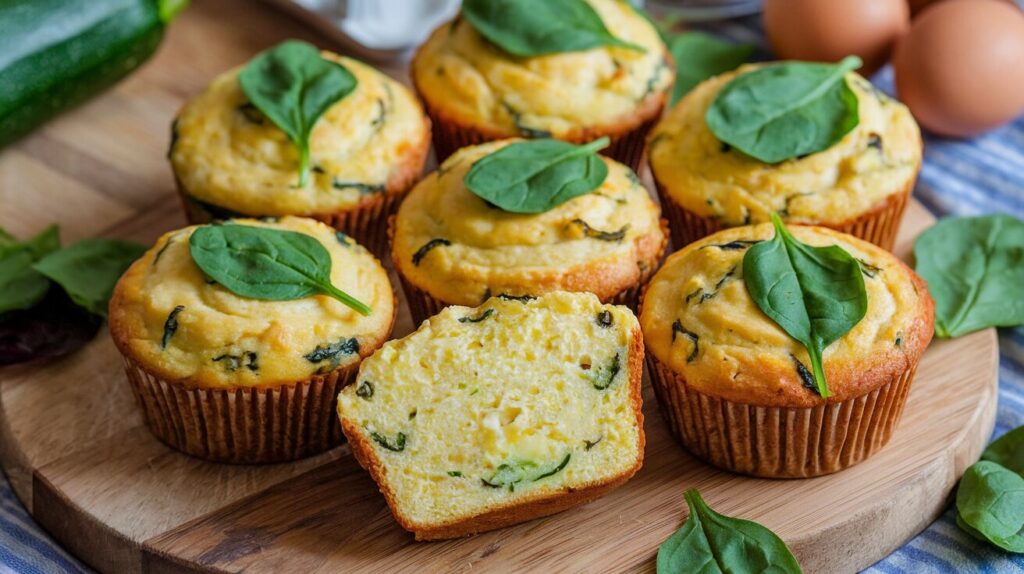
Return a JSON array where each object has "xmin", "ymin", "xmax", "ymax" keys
[
  {"xmin": 982, "ymin": 425, "xmax": 1024, "ymax": 475},
  {"xmin": 32, "ymin": 238, "xmax": 147, "ymax": 317},
  {"xmin": 955, "ymin": 461, "xmax": 1024, "ymax": 553},
  {"xmin": 239, "ymin": 40, "xmax": 357, "ymax": 187},
  {"xmin": 657, "ymin": 489, "xmax": 802, "ymax": 573},
  {"xmin": 913, "ymin": 214, "xmax": 1024, "ymax": 338},
  {"xmin": 0, "ymin": 225, "xmax": 60, "ymax": 314},
  {"xmin": 189, "ymin": 224, "xmax": 371, "ymax": 315},
  {"xmin": 464, "ymin": 138, "xmax": 610, "ymax": 214},
  {"xmin": 0, "ymin": 288, "xmax": 102, "ymax": 366},
  {"xmin": 461, "ymin": 0, "xmax": 645, "ymax": 58},
  {"xmin": 668, "ymin": 31, "xmax": 753, "ymax": 105},
  {"xmin": 743, "ymin": 214, "xmax": 867, "ymax": 397},
  {"xmin": 706, "ymin": 56, "xmax": 862, "ymax": 163}
]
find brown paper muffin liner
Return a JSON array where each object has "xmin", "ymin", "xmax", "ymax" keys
[
  {"xmin": 653, "ymin": 177, "xmax": 913, "ymax": 252},
  {"xmin": 646, "ymin": 353, "xmax": 918, "ymax": 478},
  {"xmin": 122, "ymin": 356, "xmax": 357, "ymax": 464}
]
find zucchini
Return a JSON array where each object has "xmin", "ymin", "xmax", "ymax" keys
[{"xmin": 0, "ymin": 0, "xmax": 188, "ymax": 148}]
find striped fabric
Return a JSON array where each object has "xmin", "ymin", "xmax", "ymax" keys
[{"xmin": 1, "ymin": 16, "xmax": 1022, "ymax": 574}]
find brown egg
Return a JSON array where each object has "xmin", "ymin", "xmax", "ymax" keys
[
  {"xmin": 893, "ymin": 0, "xmax": 1024, "ymax": 137},
  {"xmin": 763, "ymin": 0, "xmax": 909, "ymax": 75}
]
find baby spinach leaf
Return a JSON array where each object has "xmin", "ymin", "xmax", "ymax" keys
[
  {"xmin": 956, "ymin": 461, "xmax": 1024, "ymax": 553},
  {"xmin": 0, "ymin": 288, "xmax": 102, "ymax": 366},
  {"xmin": 461, "ymin": 0, "xmax": 644, "ymax": 58},
  {"xmin": 189, "ymin": 225, "xmax": 370, "ymax": 316},
  {"xmin": 706, "ymin": 56, "xmax": 862, "ymax": 163},
  {"xmin": 239, "ymin": 40, "xmax": 357, "ymax": 187},
  {"xmin": 667, "ymin": 31, "xmax": 753, "ymax": 105},
  {"xmin": 0, "ymin": 226, "xmax": 60, "ymax": 314},
  {"xmin": 464, "ymin": 138, "xmax": 610, "ymax": 214},
  {"xmin": 743, "ymin": 214, "xmax": 867, "ymax": 398},
  {"xmin": 657, "ymin": 489, "xmax": 802, "ymax": 573},
  {"xmin": 982, "ymin": 425, "xmax": 1024, "ymax": 475},
  {"xmin": 913, "ymin": 214, "xmax": 1024, "ymax": 338},
  {"xmin": 32, "ymin": 238, "xmax": 147, "ymax": 317}
]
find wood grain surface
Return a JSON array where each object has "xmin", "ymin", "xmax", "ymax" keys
[{"xmin": 0, "ymin": 1, "xmax": 999, "ymax": 573}]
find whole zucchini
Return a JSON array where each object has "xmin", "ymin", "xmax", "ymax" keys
[{"xmin": 0, "ymin": 0, "xmax": 188, "ymax": 148}]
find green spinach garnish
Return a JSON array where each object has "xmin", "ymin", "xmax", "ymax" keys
[
  {"xmin": 591, "ymin": 352, "xmax": 621, "ymax": 390},
  {"xmin": 914, "ymin": 214, "xmax": 1024, "ymax": 338},
  {"xmin": 482, "ymin": 453, "xmax": 571, "ymax": 491},
  {"xmin": 33, "ymin": 238, "xmax": 147, "ymax": 317},
  {"xmin": 572, "ymin": 219, "xmax": 628, "ymax": 242},
  {"xmin": 658, "ymin": 489, "xmax": 802, "ymax": 573},
  {"xmin": 743, "ymin": 214, "xmax": 867, "ymax": 397},
  {"xmin": 371, "ymin": 431, "xmax": 406, "ymax": 452},
  {"xmin": 464, "ymin": 138, "xmax": 610, "ymax": 214},
  {"xmin": 212, "ymin": 351, "xmax": 258, "ymax": 373},
  {"xmin": 0, "ymin": 225, "xmax": 60, "ymax": 314},
  {"xmin": 667, "ymin": 31, "xmax": 752, "ymax": 105},
  {"xmin": 239, "ymin": 40, "xmax": 357, "ymax": 187},
  {"xmin": 461, "ymin": 0, "xmax": 644, "ymax": 58},
  {"xmin": 955, "ymin": 425, "xmax": 1024, "ymax": 552},
  {"xmin": 459, "ymin": 308, "xmax": 495, "ymax": 323},
  {"xmin": 671, "ymin": 320, "xmax": 699, "ymax": 363},
  {"xmin": 304, "ymin": 337, "xmax": 359, "ymax": 367},
  {"xmin": 189, "ymin": 224, "xmax": 370, "ymax": 315},
  {"xmin": 411, "ymin": 238, "xmax": 451, "ymax": 266},
  {"xmin": 161, "ymin": 305, "xmax": 184, "ymax": 350},
  {"xmin": 706, "ymin": 56, "xmax": 862, "ymax": 164}
]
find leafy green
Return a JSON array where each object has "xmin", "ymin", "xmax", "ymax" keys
[
  {"xmin": 667, "ymin": 31, "xmax": 752, "ymax": 105},
  {"xmin": 0, "ymin": 226, "xmax": 60, "ymax": 314},
  {"xmin": 239, "ymin": 40, "xmax": 357, "ymax": 187},
  {"xmin": 956, "ymin": 461, "xmax": 1024, "ymax": 553},
  {"xmin": 743, "ymin": 214, "xmax": 867, "ymax": 397},
  {"xmin": 461, "ymin": 0, "xmax": 644, "ymax": 58},
  {"xmin": 706, "ymin": 56, "xmax": 862, "ymax": 163},
  {"xmin": 32, "ymin": 238, "xmax": 146, "ymax": 317},
  {"xmin": 982, "ymin": 426, "xmax": 1024, "ymax": 475},
  {"xmin": 657, "ymin": 489, "xmax": 802, "ymax": 573},
  {"xmin": 464, "ymin": 138, "xmax": 610, "ymax": 214},
  {"xmin": 189, "ymin": 225, "xmax": 370, "ymax": 315},
  {"xmin": 913, "ymin": 214, "xmax": 1024, "ymax": 338},
  {"xmin": 482, "ymin": 454, "xmax": 571, "ymax": 491}
]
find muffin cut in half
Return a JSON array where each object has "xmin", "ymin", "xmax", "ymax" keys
[
  {"xmin": 337, "ymin": 291, "xmax": 645, "ymax": 539},
  {"xmin": 640, "ymin": 223, "xmax": 934, "ymax": 478},
  {"xmin": 647, "ymin": 64, "xmax": 921, "ymax": 250},
  {"xmin": 109, "ymin": 217, "xmax": 396, "ymax": 463},
  {"xmin": 391, "ymin": 139, "xmax": 668, "ymax": 325}
]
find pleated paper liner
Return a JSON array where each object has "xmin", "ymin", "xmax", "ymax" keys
[{"xmin": 645, "ymin": 354, "xmax": 919, "ymax": 478}]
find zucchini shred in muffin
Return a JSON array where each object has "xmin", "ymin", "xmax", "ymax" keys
[
  {"xmin": 337, "ymin": 291, "xmax": 645, "ymax": 539},
  {"xmin": 647, "ymin": 65, "xmax": 922, "ymax": 250},
  {"xmin": 108, "ymin": 217, "xmax": 396, "ymax": 463},
  {"xmin": 411, "ymin": 0, "xmax": 673, "ymax": 169},
  {"xmin": 640, "ymin": 224, "xmax": 933, "ymax": 478},
  {"xmin": 390, "ymin": 139, "xmax": 667, "ymax": 325},
  {"xmin": 170, "ymin": 52, "xmax": 430, "ymax": 256}
]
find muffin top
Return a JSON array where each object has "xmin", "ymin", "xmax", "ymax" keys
[
  {"xmin": 392, "ymin": 139, "xmax": 665, "ymax": 305},
  {"xmin": 109, "ymin": 217, "xmax": 395, "ymax": 389},
  {"xmin": 171, "ymin": 53, "xmax": 429, "ymax": 216},
  {"xmin": 648, "ymin": 65, "xmax": 922, "ymax": 227},
  {"xmin": 412, "ymin": 0, "xmax": 672, "ymax": 138},
  {"xmin": 641, "ymin": 224, "xmax": 933, "ymax": 407}
]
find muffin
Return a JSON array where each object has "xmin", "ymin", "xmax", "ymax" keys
[
  {"xmin": 170, "ymin": 50, "xmax": 431, "ymax": 256},
  {"xmin": 640, "ymin": 223, "xmax": 933, "ymax": 477},
  {"xmin": 109, "ymin": 216, "xmax": 396, "ymax": 463},
  {"xmin": 391, "ymin": 139, "xmax": 668, "ymax": 325},
  {"xmin": 337, "ymin": 291, "xmax": 645, "ymax": 539},
  {"xmin": 411, "ymin": 0, "xmax": 673, "ymax": 170},
  {"xmin": 647, "ymin": 64, "xmax": 922, "ymax": 251}
]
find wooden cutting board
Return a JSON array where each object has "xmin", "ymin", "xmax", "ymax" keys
[{"xmin": 0, "ymin": 1, "xmax": 999, "ymax": 572}]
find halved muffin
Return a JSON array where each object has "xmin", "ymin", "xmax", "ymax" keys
[
  {"xmin": 109, "ymin": 217, "xmax": 396, "ymax": 463},
  {"xmin": 337, "ymin": 291, "xmax": 645, "ymax": 539},
  {"xmin": 391, "ymin": 139, "xmax": 667, "ymax": 325},
  {"xmin": 647, "ymin": 64, "xmax": 921, "ymax": 250},
  {"xmin": 170, "ymin": 50, "xmax": 430, "ymax": 256},
  {"xmin": 640, "ymin": 223, "xmax": 933, "ymax": 477}
]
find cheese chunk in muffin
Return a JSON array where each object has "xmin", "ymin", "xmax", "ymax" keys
[{"xmin": 337, "ymin": 291, "xmax": 645, "ymax": 540}]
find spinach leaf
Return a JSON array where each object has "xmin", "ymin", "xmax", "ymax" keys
[
  {"xmin": 706, "ymin": 56, "xmax": 862, "ymax": 164},
  {"xmin": 482, "ymin": 454, "xmax": 571, "ymax": 491},
  {"xmin": 956, "ymin": 461, "xmax": 1024, "ymax": 553},
  {"xmin": 913, "ymin": 214, "xmax": 1024, "ymax": 338},
  {"xmin": 0, "ymin": 226, "xmax": 60, "ymax": 314},
  {"xmin": 982, "ymin": 426, "xmax": 1024, "ymax": 475},
  {"xmin": 32, "ymin": 238, "xmax": 146, "ymax": 317},
  {"xmin": 743, "ymin": 214, "xmax": 867, "ymax": 397},
  {"xmin": 239, "ymin": 40, "xmax": 357, "ymax": 187},
  {"xmin": 371, "ymin": 431, "xmax": 406, "ymax": 452},
  {"xmin": 161, "ymin": 305, "xmax": 184, "ymax": 350},
  {"xmin": 464, "ymin": 138, "xmax": 610, "ymax": 214},
  {"xmin": 461, "ymin": 0, "xmax": 644, "ymax": 58},
  {"xmin": 668, "ymin": 31, "xmax": 752, "ymax": 105},
  {"xmin": 657, "ymin": 489, "xmax": 802, "ymax": 573},
  {"xmin": 189, "ymin": 225, "xmax": 370, "ymax": 315}
]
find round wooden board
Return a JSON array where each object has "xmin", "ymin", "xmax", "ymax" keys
[{"xmin": 0, "ymin": 2, "xmax": 999, "ymax": 573}]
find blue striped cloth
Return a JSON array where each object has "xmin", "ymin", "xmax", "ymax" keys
[{"xmin": 1, "ymin": 17, "xmax": 1022, "ymax": 574}]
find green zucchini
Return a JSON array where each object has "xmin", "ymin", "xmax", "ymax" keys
[{"xmin": 0, "ymin": 0, "xmax": 188, "ymax": 148}]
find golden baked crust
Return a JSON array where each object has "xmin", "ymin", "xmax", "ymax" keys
[
  {"xmin": 109, "ymin": 217, "xmax": 396, "ymax": 390},
  {"xmin": 391, "ymin": 139, "xmax": 667, "ymax": 307},
  {"xmin": 640, "ymin": 224, "xmax": 934, "ymax": 408},
  {"xmin": 647, "ymin": 65, "xmax": 922, "ymax": 227}
]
